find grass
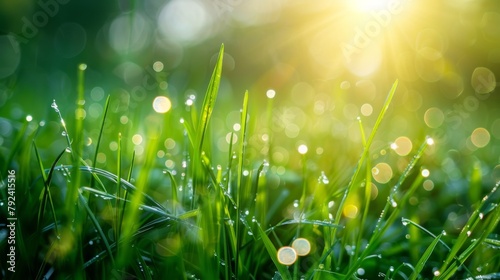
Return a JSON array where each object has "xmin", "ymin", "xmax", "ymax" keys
[{"xmin": 1, "ymin": 44, "xmax": 500, "ymax": 279}]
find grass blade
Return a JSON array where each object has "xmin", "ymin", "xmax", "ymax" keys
[
  {"xmin": 409, "ymin": 233, "xmax": 443, "ymax": 280},
  {"xmin": 236, "ymin": 90, "xmax": 249, "ymax": 278},
  {"xmin": 91, "ymin": 95, "xmax": 110, "ymax": 183},
  {"xmin": 192, "ymin": 44, "xmax": 224, "ymax": 209},
  {"xmin": 333, "ymin": 80, "xmax": 398, "ymax": 234},
  {"xmin": 257, "ymin": 223, "xmax": 292, "ymax": 280},
  {"xmin": 78, "ymin": 192, "xmax": 115, "ymax": 266},
  {"xmin": 33, "ymin": 143, "xmax": 65, "ymax": 236},
  {"xmin": 437, "ymin": 181, "xmax": 500, "ymax": 278}
]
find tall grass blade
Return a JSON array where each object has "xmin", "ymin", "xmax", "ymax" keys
[
  {"xmin": 120, "ymin": 150, "xmax": 135, "ymax": 231},
  {"xmin": 33, "ymin": 143, "xmax": 65, "ymax": 235},
  {"xmin": 437, "ymin": 181, "xmax": 500, "ymax": 278},
  {"xmin": 117, "ymin": 136, "xmax": 158, "ymax": 268},
  {"xmin": 344, "ymin": 137, "xmax": 430, "ymax": 277},
  {"xmin": 409, "ymin": 233, "xmax": 442, "ymax": 280},
  {"xmin": 236, "ymin": 90, "xmax": 249, "ymax": 277},
  {"xmin": 354, "ymin": 117, "xmax": 371, "ymax": 262},
  {"xmin": 257, "ymin": 223, "xmax": 292, "ymax": 280},
  {"xmin": 333, "ymin": 80, "xmax": 398, "ymax": 234},
  {"xmin": 192, "ymin": 44, "xmax": 224, "ymax": 209},
  {"xmin": 165, "ymin": 170, "xmax": 179, "ymax": 216},
  {"xmin": 115, "ymin": 132, "xmax": 122, "ymax": 248},
  {"xmin": 91, "ymin": 95, "xmax": 110, "ymax": 183},
  {"xmin": 78, "ymin": 192, "xmax": 115, "ymax": 265}
]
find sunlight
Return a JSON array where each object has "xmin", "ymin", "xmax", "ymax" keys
[{"xmin": 353, "ymin": 0, "xmax": 394, "ymax": 11}]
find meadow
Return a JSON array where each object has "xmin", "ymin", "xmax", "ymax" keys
[
  {"xmin": 2, "ymin": 1, "xmax": 500, "ymax": 279},
  {"xmin": 1, "ymin": 44, "xmax": 500, "ymax": 279}
]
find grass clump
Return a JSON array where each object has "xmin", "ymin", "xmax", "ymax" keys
[{"xmin": 1, "ymin": 44, "xmax": 500, "ymax": 279}]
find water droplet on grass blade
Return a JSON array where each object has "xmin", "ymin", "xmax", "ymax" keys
[
  {"xmin": 401, "ymin": 218, "xmax": 409, "ymax": 226},
  {"xmin": 357, "ymin": 268, "xmax": 365, "ymax": 276},
  {"xmin": 51, "ymin": 100, "xmax": 59, "ymax": 112},
  {"xmin": 318, "ymin": 171, "xmax": 329, "ymax": 184}
]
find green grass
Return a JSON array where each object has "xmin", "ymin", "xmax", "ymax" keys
[{"xmin": 1, "ymin": 44, "xmax": 500, "ymax": 279}]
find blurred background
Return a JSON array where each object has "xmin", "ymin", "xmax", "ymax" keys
[{"xmin": 1, "ymin": 0, "xmax": 500, "ymax": 223}]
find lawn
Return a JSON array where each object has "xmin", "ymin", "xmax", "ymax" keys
[{"xmin": 1, "ymin": 1, "xmax": 500, "ymax": 279}]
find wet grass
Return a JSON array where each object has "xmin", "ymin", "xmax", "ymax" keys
[{"xmin": 1, "ymin": 45, "xmax": 500, "ymax": 279}]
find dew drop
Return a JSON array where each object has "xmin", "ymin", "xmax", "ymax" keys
[
  {"xmin": 293, "ymin": 200, "xmax": 299, "ymax": 208},
  {"xmin": 390, "ymin": 199, "xmax": 398, "ymax": 208},
  {"xmin": 467, "ymin": 230, "xmax": 472, "ymax": 236},
  {"xmin": 401, "ymin": 218, "xmax": 409, "ymax": 226},
  {"xmin": 51, "ymin": 100, "xmax": 59, "ymax": 112},
  {"xmin": 433, "ymin": 270, "xmax": 440, "ymax": 276},
  {"xmin": 356, "ymin": 268, "xmax": 365, "ymax": 276},
  {"xmin": 318, "ymin": 171, "xmax": 330, "ymax": 184},
  {"xmin": 479, "ymin": 213, "xmax": 484, "ymax": 219}
]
